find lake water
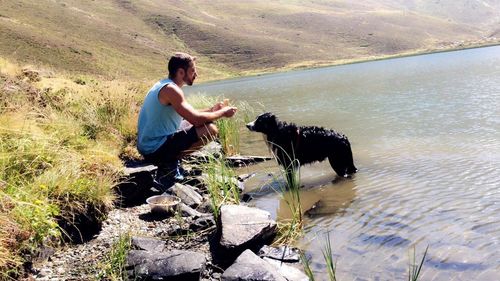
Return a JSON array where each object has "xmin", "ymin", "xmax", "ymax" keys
[{"xmin": 186, "ymin": 46, "xmax": 500, "ymax": 280}]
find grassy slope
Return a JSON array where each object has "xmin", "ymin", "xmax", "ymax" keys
[{"xmin": 1, "ymin": 0, "xmax": 499, "ymax": 81}]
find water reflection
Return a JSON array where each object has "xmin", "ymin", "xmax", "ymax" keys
[
  {"xmin": 188, "ymin": 46, "xmax": 500, "ymax": 280},
  {"xmin": 239, "ymin": 161, "xmax": 357, "ymax": 222}
]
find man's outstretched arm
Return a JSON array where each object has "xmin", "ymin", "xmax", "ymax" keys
[{"xmin": 160, "ymin": 84, "xmax": 236, "ymax": 126}]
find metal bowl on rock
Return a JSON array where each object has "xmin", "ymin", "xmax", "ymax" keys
[{"xmin": 146, "ymin": 194, "xmax": 181, "ymax": 214}]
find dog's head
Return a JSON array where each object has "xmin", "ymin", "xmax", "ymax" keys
[
  {"xmin": 332, "ymin": 137, "xmax": 358, "ymax": 178},
  {"xmin": 246, "ymin": 112, "xmax": 279, "ymax": 134}
]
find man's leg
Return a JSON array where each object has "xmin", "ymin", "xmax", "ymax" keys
[{"xmin": 177, "ymin": 123, "xmax": 218, "ymax": 159}]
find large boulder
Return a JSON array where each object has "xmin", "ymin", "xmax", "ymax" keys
[
  {"xmin": 127, "ymin": 250, "xmax": 205, "ymax": 281},
  {"xmin": 219, "ymin": 205, "xmax": 277, "ymax": 251},
  {"xmin": 222, "ymin": 249, "xmax": 286, "ymax": 281}
]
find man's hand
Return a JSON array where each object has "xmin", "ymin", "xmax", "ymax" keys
[
  {"xmin": 210, "ymin": 102, "xmax": 224, "ymax": 112},
  {"xmin": 222, "ymin": 106, "xmax": 237, "ymax": 117}
]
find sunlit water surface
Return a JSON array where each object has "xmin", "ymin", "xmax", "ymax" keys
[{"xmin": 186, "ymin": 46, "xmax": 500, "ymax": 280}]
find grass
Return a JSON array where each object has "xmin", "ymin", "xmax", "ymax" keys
[
  {"xmin": 268, "ymin": 144, "xmax": 304, "ymax": 246},
  {"xmin": 300, "ymin": 251, "xmax": 315, "ymax": 281},
  {"xmin": 408, "ymin": 245, "xmax": 429, "ymax": 281},
  {"xmin": 0, "ymin": 59, "xmax": 143, "ymax": 277},
  {"xmin": 300, "ymin": 235, "xmax": 429, "ymax": 280},
  {"xmin": 299, "ymin": 234, "xmax": 337, "ymax": 281},
  {"xmin": 187, "ymin": 94, "xmax": 255, "ymax": 156},
  {"xmin": 199, "ymin": 153, "xmax": 240, "ymax": 219},
  {"xmin": 98, "ymin": 233, "xmax": 132, "ymax": 281},
  {"xmin": 322, "ymin": 235, "xmax": 337, "ymax": 281}
]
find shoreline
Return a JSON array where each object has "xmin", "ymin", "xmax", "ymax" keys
[{"xmin": 197, "ymin": 40, "xmax": 500, "ymax": 84}]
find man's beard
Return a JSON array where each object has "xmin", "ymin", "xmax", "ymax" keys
[{"xmin": 185, "ymin": 76, "xmax": 194, "ymax": 86}]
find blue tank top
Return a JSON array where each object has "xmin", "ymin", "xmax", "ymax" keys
[{"xmin": 137, "ymin": 78, "xmax": 183, "ymax": 155}]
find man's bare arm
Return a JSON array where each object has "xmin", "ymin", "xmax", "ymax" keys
[{"xmin": 159, "ymin": 85, "xmax": 236, "ymax": 126}]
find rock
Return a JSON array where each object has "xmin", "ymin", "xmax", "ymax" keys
[
  {"xmin": 226, "ymin": 156, "xmax": 272, "ymax": 167},
  {"xmin": 189, "ymin": 216, "xmax": 215, "ymax": 232},
  {"xmin": 115, "ymin": 163, "xmax": 157, "ymax": 207},
  {"xmin": 171, "ymin": 183, "xmax": 203, "ymax": 208},
  {"xmin": 263, "ymin": 258, "xmax": 309, "ymax": 281},
  {"xmin": 122, "ymin": 164, "xmax": 157, "ymax": 177},
  {"xmin": 179, "ymin": 202, "xmax": 211, "ymax": 218},
  {"xmin": 131, "ymin": 236, "xmax": 166, "ymax": 252},
  {"xmin": 237, "ymin": 172, "xmax": 256, "ymax": 182},
  {"xmin": 197, "ymin": 199, "xmax": 214, "ymax": 214},
  {"xmin": 258, "ymin": 245, "xmax": 300, "ymax": 262},
  {"xmin": 242, "ymin": 193, "xmax": 253, "ymax": 203},
  {"xmin": 222, "ymin": 249, "xmax": 286, "ymax": 281},
  {"xmin": 187, "ymin": 141, "xmax": 223, "ymax": 163},
  {"xmin": 127, "ymin": 250, "xmax": 205, "ymax": 281},
  {"xmin": 219, "ymin": 205, "xmax": 277, "ymax": 251}
]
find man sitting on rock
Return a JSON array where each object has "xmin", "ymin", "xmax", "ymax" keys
[{"xmin": 137, "ymin": 52, "xmax": 237, "ymax": 185}]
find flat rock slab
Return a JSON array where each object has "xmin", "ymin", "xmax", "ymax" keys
[
  {"xmin": 219, "ymin": 205, "xmax": 277, "ymax": 250},
  {"xmin": 127, "ymin": 250, "xmax": 205, "ymax": 281},
  {"xmin": 131, "ymin": 236, "xmax": 166, "ymax": 252},
  {"xmin": 222, "ymin": 249, "xmax": 286, "ymax": 281},
  {"xmin": 171, "ymin": 183, "xmax": 203, "ymax": 208},
  {"xmin": 264, "ymin": 258, "xmax": 309, "ymax": 281},
  {"xmin": 258, "ymin": 245, "xmax": 301, "ymax": 262},
  {"xmin": 186, "ymin": 141, "xmax": 223, "ymax": 163},
  {"xmin": 179, "ymin": 202, "xmax": 211, "ymax": 219},
  {"xmin": 122, "ymin": 164, "xmax": 157, "ymax": 177},
  {"xmin": 226, "ymin": 156, "xmax": 272, "ymax": 167}
]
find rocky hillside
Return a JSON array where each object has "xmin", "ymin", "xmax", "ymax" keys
[{"xmin": 1, "ymin": 0, "xmax": 499, "ymax": 80}]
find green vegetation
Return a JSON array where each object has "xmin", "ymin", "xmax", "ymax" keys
[
  {"xmin": 98, "ymin": 233, "xmax": 132, "ymax": 281},
  {"xmin": 299, "ymin": 235, "xmax": 337, "ymax": 281},
  {"xmin": 300, "ymin": 251, "xmax": 316, "ymax": 281},
  {"xmin": 322, "ymin": 236, "xmax": 337, "ymax": 281},
  {"xmin": 261, "ymin": 143, "xmax": 303, "ymax": 246},
  {"xmin": 301, "ymin": 236, "xmax": 428, "ymax": 280},
  {"xmin": 199, "ymin": 153, "xmax": 240, "ymax": 220},
  {"xmin": 0, "ymin": 59, "xmax": 143, "ymax": 277},
  {"xmin": 409, "ymin": 245, "xmax": 429, "ymax": 281},
  {"xmin": 187, "ymin": 94, "xmax": 255, "ymax": 156}
]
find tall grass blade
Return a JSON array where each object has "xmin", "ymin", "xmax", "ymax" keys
[
  {"xmin": 199, "ymin": 152, "xmax": 240, "ymax": 219},
  {"xmin": 268, "ymin": 143, "xmax": 304, "ymax": 245},
  {"xmin": 408, "ymin": 245, "xmax": 429, "ymax": 281},
  {"xmin": 322, "ymin": 234, "xmax": 337, "ymax": 281},
  {"xmin": 98, "ymin": 233, "xmax": 131, "ymax": 281},
  {"xmin": 300, "ymin": 252, "xmax": 316, "ymax": 281}
]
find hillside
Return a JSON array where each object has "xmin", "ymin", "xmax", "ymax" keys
[{"xmin": 1, "ymin": 0, "xmax": 499, "ymax": 81}]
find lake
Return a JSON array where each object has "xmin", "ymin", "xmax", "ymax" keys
[{"xmin": 186, "ymin": 46, "xmax": 500, "ymax": 280}]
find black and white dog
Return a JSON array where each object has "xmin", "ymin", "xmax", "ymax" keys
[{"xmin": 246, "ymin": 112, "xmax": 357, "ymax": 178}]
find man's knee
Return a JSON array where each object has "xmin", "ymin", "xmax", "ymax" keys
[
  {"xmin": 196, "ymin": 123, "xmax": 218, "ymax": 140},
  {"xmin": 207, "ymin": 123, "xmax": 218, "ymax": 136}
]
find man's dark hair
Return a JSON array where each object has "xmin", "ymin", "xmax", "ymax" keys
[{"xmin": 168, "ymin": 52, "xmax": 196, "ymax": 79}]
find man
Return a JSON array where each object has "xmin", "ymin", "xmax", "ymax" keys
[{"xmin": 137, "ymin": 52, "xmax": 237, "ymax": 180}]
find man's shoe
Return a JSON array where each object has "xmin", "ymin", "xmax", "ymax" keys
[{"xmin": 174, "ymin": 162, "xmax": 185, "ymax": 182}]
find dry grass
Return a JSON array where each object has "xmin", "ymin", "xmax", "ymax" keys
[
  {"xmin": 0, "ymin": 0, "xmax": 498, "ymax": 81},
  {"xmin": 0, "ymin": 59, "xmax": 145, "ymax": 277}
]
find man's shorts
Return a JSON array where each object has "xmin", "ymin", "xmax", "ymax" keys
[{"xmin": 144, "ymin": 126, "xmax": 199, "ymax": 165}]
